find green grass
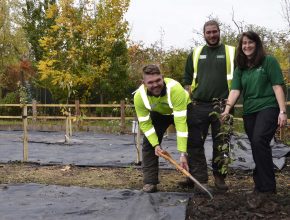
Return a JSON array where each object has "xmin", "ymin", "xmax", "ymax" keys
[{"xmin": 0, "ymin": 120, "xmax": 22, "ymax": 125}]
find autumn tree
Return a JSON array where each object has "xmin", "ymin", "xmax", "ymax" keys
[
  {"xmin": 128, "ymin": 40, "xmax": 189, "ymax": 92},
  {"xmin": 0, "ymin": 0, "xmax": 29, "ymax": 70},
  {"xmin": 38, "ymin": 0, "xmax": 130, "ymax": 103},
  {"xmin": 90, "ymin": 0, "xmax": 130, "ymax": 103},
  {"xmin": 160, "ymin": 49, "xmax": 189, "ymax": 84},
  {"xmin": 22, "ymin": 0, "xmax": 57, "ymax": 62},
  {"xmin": 93, "ymin": 39, "xmax": 130, "ymax": 103},
  {"xmin": 0, "ymin": 0, "xmax": 30, "ymax": 99}
]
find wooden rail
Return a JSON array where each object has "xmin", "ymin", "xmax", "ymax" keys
[
  {"xmin": 0, "ymin": 101, "xmax": 135, "ymax": 121},
  {"xmin": 0, "ymin": 100, "xmax": 289, "ymax": 162},
  {"xmin": 0, "ymin": 101, "xmax": 289, "ymax": 122}
]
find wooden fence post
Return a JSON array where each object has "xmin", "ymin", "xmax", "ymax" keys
[
  {"xmin": 75, "ymin": 100, "xmax": 80, "ymax": 117},
  {"xmin": 120, "ymin": 100, "xmax": 125, "ymax": 133},
  {"xmin": 32, "ymin": 99, "xmax": 37, "ymax": 121},
  {"xmin": 136, "ymin": 122, "xmax": 141, "ymax": 164},
  {"xmin": 22, "ymin": 104, "xmax": 28, "ymax": 161},
  {"xmin": 75, "ymin": 100, "xmax": 80, "ymax": 128},
  {"xmin": 69, "ymin": 109, "xmax": 72, "ymax": 137},
  {"xmin": 65, "ymin": 113, "xmax": 69, "ymax": 143}
]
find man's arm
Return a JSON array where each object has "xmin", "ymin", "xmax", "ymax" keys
[
  {"xmin": 170, "ymin": 82, "xmax": 190, "ymax": 171},
  {"xmin": 134, "ymin": 91, "xmax": 159, "ymax": 147},
  {"xmin": 183, "ymin": 52, "xmax": 194, "ymax": 89},
  {"xmin": 170, "ymin": 83, "xmax": 190, "ymax": 153}
]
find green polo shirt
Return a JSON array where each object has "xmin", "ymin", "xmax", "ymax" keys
[
  {"xmin": 183, "ymin": 44, "xmax": 229, "ymax": 101},
  {"xmin": 231, "ymin": 55, "xmax": 284, "ymax": 115}
]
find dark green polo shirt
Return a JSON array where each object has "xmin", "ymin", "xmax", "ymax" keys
[
  {"xmin": 231, "ymin": 55, "xmax": 284, "ymax": 115},
  {"xmin": 183, "ymin": 44, "xmax": 229, "ymax": 102}
]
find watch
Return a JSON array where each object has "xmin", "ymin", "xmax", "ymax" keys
[{"xmin": 280, "ymin": 111, "xmax": 287, "ymax": 114}]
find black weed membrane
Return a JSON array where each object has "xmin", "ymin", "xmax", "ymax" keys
[
  {"xmin": 0, "ymin": 183, "xmax": 190, "ymax": 220},
  {"xmin": 0, "ymin": 131, "xmax": 289, "ymax": 219},
  {"xmin": 0, "ymin": 131, "xmax": 288, "ymax": 169}
]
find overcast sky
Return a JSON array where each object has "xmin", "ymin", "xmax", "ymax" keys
[{"xmin": 125, "ymin": 0, "xmax": 288, "ymax": 49}]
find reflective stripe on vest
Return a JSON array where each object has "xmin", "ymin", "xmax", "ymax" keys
[
  {"xmin": 139, "ymin": 79, "xmax": 177, "ymax": 110},
  {"xmin": 193, "ymin": 46, "xmax": 204, "ymax": 81},
  {"xmin": 138, "ymin": 114, "xmax": 150, "ymax": 122},
  {"xmin": 225, "ymin": 45, "xmax": 235, "ymax": 80},
  {"xmin": 139, "ymin": 84, "xmax": 151, "ymax": 110},
  {"xmin": 192, "ymin": 45, "xmax": 235, "ymax": 90},
  {"xmin": 166, "ymin": 80, "xmax": 178, "ymax": 108},
  {"xmin": 144, "ymin": 127, "xmax": 155, "ymax": 137}
]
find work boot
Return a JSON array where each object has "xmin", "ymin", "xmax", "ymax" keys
[
  {"xmin": 246, "ymin": 189, "xmax": 276, "ymax": 209},
  {"xmin": 177, "ymin": 178, "xmax": 195, "ymax": 189},
  {"xmin": 246, "ymin": 191, "xmax": 263, "ymax": 209},
  {"xmin": 142, "ymin": 184, "xmax": 157, "ymax": 193},
  {"xmin": 214, "ymin": 175, "xmax": 229, "ymax": 191}
]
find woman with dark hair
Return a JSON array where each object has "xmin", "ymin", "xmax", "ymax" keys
[{"xmin": 222, "ymin": 31, "xmax": 287, "ymax": 198}]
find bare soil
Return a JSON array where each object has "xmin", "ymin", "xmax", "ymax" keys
[
  {"xmin": 0, "ymin": 157, "xmax": 289, "ymax": 219},
  {"xmin": 186, "ymin": 168, "xmax": 290, "ymax": 220}
]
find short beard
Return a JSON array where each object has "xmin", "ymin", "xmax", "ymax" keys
[{"xmin": 205, "ymin": 37, "xmax": 220, "ymax": 47}]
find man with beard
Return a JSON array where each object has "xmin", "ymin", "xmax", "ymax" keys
[
  {"xmin": 134, "ymin": 64, "xmax": 191, "ymax": 193},
  {"xmin": 180, "ymin": 20, "xmax": 236, "ymax": 192}
]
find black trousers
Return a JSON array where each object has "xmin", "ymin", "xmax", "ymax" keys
[
  {"xmin": 186, "ymin": 102, "xmax": 226, "ymax": 183},
  {"xmin": 142, "ymin": 111, "xmax": 174, "ymax": 184},
  {"xmin": 243, "ymin": 107, "xmax": 279, "ymax": 193}
]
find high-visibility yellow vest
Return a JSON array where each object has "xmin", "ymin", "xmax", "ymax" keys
[
  {"xmin": 192, "ymin": 45, "xmax": 235, "ymax": 91},
  {"xmin": 134, "ymin": 78, "xmax": 190, "ymax": 152}
]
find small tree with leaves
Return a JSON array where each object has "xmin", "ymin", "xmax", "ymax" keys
[{"xmin": 209, "ymin": 98, "xmax": 234, "ymax": 174}]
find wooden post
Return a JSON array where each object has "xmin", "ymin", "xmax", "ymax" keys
[
  {"xmin": 120, "ymin": 100, "xmax": 125, "ymax": 133},
  {"xmin": 32, "ymin": 99, "xmax": 37, "ymax": 121},
  {"xmin": 68, "ymin": 109, "xmax": 72, "ymax": 137},
  {"xmin": 75, "ymin": 100, "xmax": 80, "ymax": 117},
  {"xmin": 65, "ymin": 113, "xmax": 69, "ymax": 143},
  {"xmin": 136, "ymin": 122, "xmax": 141, "ymax": 164},
  {"xmin": 22, "ymin": 104, "xmax": 28, "ymax": 161},
  {"xmin": 75, "ymin": 100, "xmax": 80, "ymax": 127}
]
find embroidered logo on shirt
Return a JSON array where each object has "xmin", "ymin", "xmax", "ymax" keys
[
  {"xmin": 217, "ymin": 55, "xmax": 225, "ymax": 58},
  {"xmin": 256, "ymin": 66, "xmax": 266, "ymax": 74}
]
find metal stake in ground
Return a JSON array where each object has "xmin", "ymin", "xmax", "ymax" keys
[{"xmin": 159, "ymin": 150, "xmax": 213, "ymax": 199}]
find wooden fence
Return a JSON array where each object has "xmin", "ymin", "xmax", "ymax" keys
[
  {"xmin": 0, "ymin": 101, "xmax": 290, "ymax": 134},
  {"xmin": 0, "ymin": 100, "xmax": 138, "ymax": 162},
  {"xmin": 0, "ymin": 100, "xmax": 135, "ymax": 132},
  {"xmin": 0, "ymin": 100, "xmax": 289, "ymax": 162},
  {"xmin": 0, "ymin": 100, "xmax": 289, "ymax": 122}
]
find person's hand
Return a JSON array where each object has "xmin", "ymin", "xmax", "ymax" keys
[
  {"xmin": 154, "ymin": 145, "xmax": 165, "ymax": 156},
  {"xmin": 278, "ymin": 112, "xmax": 287, "ymax": 128},
  {"xmin": 179, "ymin": 153, "xmax": 189, "ymax": 171},
  {"xmin": 220, "ymin": 109, "xmax": 230, "ymax": 121}
]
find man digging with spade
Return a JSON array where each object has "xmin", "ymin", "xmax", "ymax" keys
[{"xmin": 134, "ymin": 64, "xmax": 191, "ymax": 193}]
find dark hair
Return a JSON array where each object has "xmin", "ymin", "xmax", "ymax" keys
[
  {"xmin": 142, "ymin": 64, "xmax": 161, "ymax": 75},
  {"xmin": 203, "ymin": 20, "xmax": 220, "ymax": 33},
  {"xmin": 236, "ymin": 31, "xmax": 266, "ymax": 69}
]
